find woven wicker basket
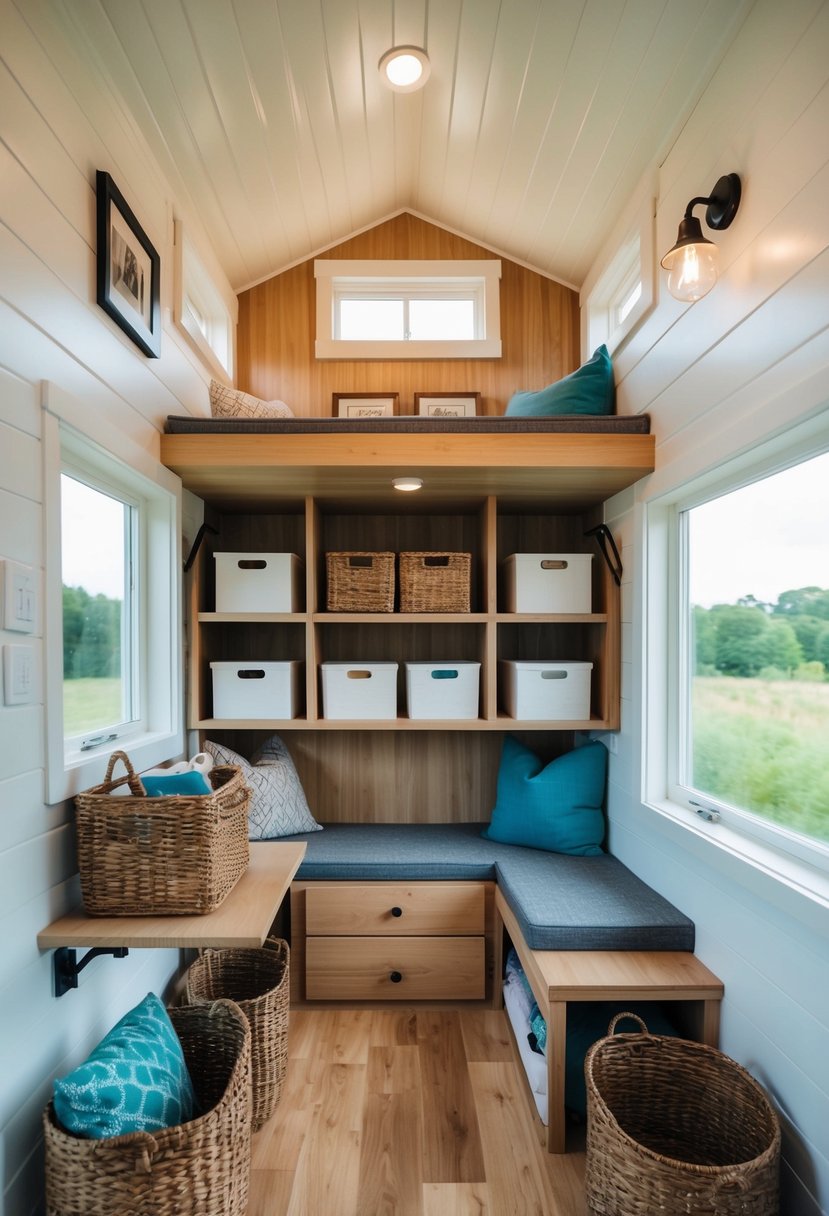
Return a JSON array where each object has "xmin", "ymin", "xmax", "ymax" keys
[
  {"xmin": 44, "ymin": 999, "xmax": 252, "ymax": 1216},
  {"xmin": 585, "ymin": 1013, "xmax": 780, "ymax": 1216},
  {"xmin": 399, "ymin": 551, "xmax": 471, "ymax": 612},
  {"xmin": 185, "ymin": 937, "xmax": 290, "ymax": 1130},
  {"xmin": 326, "ymin": 551, "xmax": 395, "ymax": 612},
  {"xmin": 74, "ymin": 751, "xmax": 250, "ymax": 917}
]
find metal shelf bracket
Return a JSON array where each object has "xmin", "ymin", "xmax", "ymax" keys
[{"xmin": 53, "ymin": 946, "xmax": 129, "ymax": 998}]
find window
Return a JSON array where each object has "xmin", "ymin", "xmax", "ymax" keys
[
  {"xmin": 670, "ymin": 448, "xmax": 829, "ymax": 865},
  {"xmin": 582, "ymin": 192, "xmax": 654, "ymax": 356},
  {"xmin": 173, "ymin": 220, "xmax": 236, "ymax": 379},
  {"xmin": 315, "ymin": 259, "xmax": 502, "ymax": 359},
  {"xmin": 44, "ymin": 404, "xmax": 182, "ymax": 803},
  {"xmin": 60, "ymin": 469, "xmax": 138, "ymax": 749}
]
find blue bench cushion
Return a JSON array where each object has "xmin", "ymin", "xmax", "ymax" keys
[
  {"xmin": 495, "ymin": 850, "xmax": 694, "ymax": 951},
  {"xmin": 284, "ymin": 822, "xmax": 694, "ymax": 952},
  {"xmin": 285, "ymin": 821, "xmax": 500, "ymax": 881}
]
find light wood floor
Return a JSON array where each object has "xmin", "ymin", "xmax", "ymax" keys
[{"xmin": 249, "ymin": 1008, "xmax": 587, "ymax": 1216}]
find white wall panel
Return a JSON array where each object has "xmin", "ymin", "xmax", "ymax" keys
[{"xmin": 588, "ymin": 5, "xmax": 829, "ymax": 1213}]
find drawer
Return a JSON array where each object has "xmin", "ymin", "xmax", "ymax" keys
[
  {"xmin": 305, "ymin": 936, "xmax": 486, "ymax": 1000},
  {"xmin": 304, "ymin": 882, "xmax": 486, "ymax": 936}
]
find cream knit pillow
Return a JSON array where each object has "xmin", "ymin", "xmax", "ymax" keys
[{"xmin": 209, "ymin": 379, "xmax": 293, "ymax": 419}]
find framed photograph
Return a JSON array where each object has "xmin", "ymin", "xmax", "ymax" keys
[
  {"xmin": 333, "ymin": 393, "xmax": 399, "ymax": 418},
  {"xmin": 414, "ymin": 392, "xmax": 481, "ymax": 418},
  {"xmin": 96, "ymin": 170, "xmax": 161, "ymax": 358}
]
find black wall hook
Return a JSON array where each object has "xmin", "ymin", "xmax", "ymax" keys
[{"xmin": 584, "ymin": 523, "xmax": 623, "ymax": 587}]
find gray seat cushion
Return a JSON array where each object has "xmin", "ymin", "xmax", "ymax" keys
[{"xmin": 284, "ymin": 822, "xmax": 694, "ymax": 951}]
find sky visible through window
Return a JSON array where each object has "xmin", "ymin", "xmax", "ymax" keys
[
  {"xmin": 61, "ymin": 474, "xmax": 126, "ymax": 599},
  {"xmin": 689, "ymin": 450, "xmax": 829, "ymax": 609}
]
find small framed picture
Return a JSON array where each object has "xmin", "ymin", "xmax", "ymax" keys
[
  {"xmin": 415, "ymin": 393, "xmax": 481, "ymax": 418},
  {"xmin": 333, "ymin": 393, "xmax": 399, "ymax": 418},
  {"xmin": 95, "ymin": 170, "xmax": 161, "ymax": 358}
]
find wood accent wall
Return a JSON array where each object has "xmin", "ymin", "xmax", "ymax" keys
[{"xmin": 236, "ymin": 212, "xmax": 580, "ymax": 416}]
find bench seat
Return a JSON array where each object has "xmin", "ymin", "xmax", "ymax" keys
[{"xmin": 282, "ymin": 822, "xmax": 694, "ymax": 952}]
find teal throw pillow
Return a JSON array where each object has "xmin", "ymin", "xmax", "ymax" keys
[
  {"xmin": 53, "ymin": 992, "xmax": 197, "ymax": 1139},
  {"xmin": 482, "ymin": 736, "xmax": 606, "ymax": 855},
  {"xmin": 140, "ymin": 770, "xmax": 212, "ymax": 797},
  {"xmin": 505, "ymin": 345, "xmax": 614, "ymax": 417}
]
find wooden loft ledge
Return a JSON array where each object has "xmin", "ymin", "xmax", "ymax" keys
[{"xmin": 159, "ymin": 429, "xmax": 656, "ymax": 511}]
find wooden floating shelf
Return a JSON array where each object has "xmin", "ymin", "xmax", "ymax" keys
[{"xmin": 195, "ymin": 717, "xmax": 615, "ymax": 732}]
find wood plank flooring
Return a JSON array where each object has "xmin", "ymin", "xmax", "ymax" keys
[{"xmin": 249, "ymin": 1008, "xmax": 587, "ymax": 1216}]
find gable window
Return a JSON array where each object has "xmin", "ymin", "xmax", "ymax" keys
[
  {"xmin": 315, "ymin": 259, "xmax": 502, "ymax": 359},
  {"xmin": 582, "ymin": 192, "xmax": 654, "ymax": 356},
  {"xmin": 668, "ymin": 447, "xmax": 829, "ymax": 867}
]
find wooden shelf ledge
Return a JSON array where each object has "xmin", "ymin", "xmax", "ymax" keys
[{"xmin": 37, "ymin": 841, "xmax": 306, "ymax": 950}]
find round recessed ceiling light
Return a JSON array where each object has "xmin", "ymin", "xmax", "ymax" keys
[
  {"xmin": 392, "ymin": 477, "xmax": 423, "ymax": 492},
  {"xmin": 379, "ymin": 46, "xmax": 431, "ymax": 92}
]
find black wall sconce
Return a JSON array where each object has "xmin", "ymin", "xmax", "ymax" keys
[{"xmin": 660, "ymin": 173, "xmax": 742, "ymax": 302}]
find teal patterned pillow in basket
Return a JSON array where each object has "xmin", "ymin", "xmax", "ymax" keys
[{"xmin": 53, "ymin": 992, "xmax": 197, "ymax": 1138}]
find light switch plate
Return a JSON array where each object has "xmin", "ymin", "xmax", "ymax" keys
[
  {"xmin": 1, "ymin": 560, "xmax": 37, "ymax": 633},
  {"xmin": 3, "ymin": 643, "xmax": 37, "ymax": 705}
]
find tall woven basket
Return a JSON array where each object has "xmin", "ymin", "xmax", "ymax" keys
[
  {"xmin": 185, "ymin": 937, "xmax": 290, "ymax": 1130},
  {"xmin": 585, "ymin": 1014, "xmax": 780, "ymax": 1216},
  {"xmin": 74, "ymin": 751, "xmax": 250, "ymax": 916},
  {"xmin": 43, "ymin": 999, "xmax": 252, "ymax": 1216}
]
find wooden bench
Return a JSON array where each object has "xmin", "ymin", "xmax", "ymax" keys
[{"xmin": 496, "ymin": 887, "xmax": 724, "ymax": 1153}]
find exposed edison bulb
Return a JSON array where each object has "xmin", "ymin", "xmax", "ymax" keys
[{"xmin": 661, "ymin": 240, "xmax": 719, "ymax": 302}]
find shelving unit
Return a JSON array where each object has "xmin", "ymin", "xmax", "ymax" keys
[
  {"xmin": 185, "ymin": 497, "xmax": 618, "ymax": 732},
  {"xmin": 160, "ymin": 427, "xmax": 654, "ymax": 824}
]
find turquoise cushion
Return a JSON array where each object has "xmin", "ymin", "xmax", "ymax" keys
[
  {"xmin": 505, "ymin": 345, "xmax": 614, "ymax": 416},
  {"xmin": 140, "ymin": 770, "xmax": 212, "ymax": 796},
  {"xmin": 482, "ymin": 737, "xmax": 606, "ymax": 855},
  {"xmin": 53, "ymin": 993, "xmax": 197, "ymax": 1139}
]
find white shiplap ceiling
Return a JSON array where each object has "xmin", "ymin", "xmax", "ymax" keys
[{"xmin": 55, "ymin": 0, "xmax": 748, "ymax": 291}]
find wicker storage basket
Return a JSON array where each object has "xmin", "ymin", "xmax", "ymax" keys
[
  {"xmin": 399, "ymin": 551, "xmax": 471, "ymax": 612},
  {"xmin": 185, "ymin": 937, "xmax": 290, "ymax": 1130},
  {"xmin": 585, "ymin": 1014, "xmax": 780, "ymax": 1216},
  {"xmin": 326, "ymin": 551, "xmax": 395, "ymax": 612},
  {"xmin": 74, "ymin": 751, "xmax": 250, "ymax": 916},
  {"xmin": 44, "ymin": 999, "xmax": 252, "ymax": 1216}
]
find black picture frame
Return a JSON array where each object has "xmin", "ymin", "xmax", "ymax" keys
[{"xmin": 96, "ymin": 170, "xmax": 161, "ymax": 358}]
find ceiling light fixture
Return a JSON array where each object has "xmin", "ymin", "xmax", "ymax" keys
[
  {"xmin": 379, "ymin": 46, "xmax": 431, "ymax": 93},
  {"xmin": 392, "ymin": 477, "xmax": 423, "ymax": 492},
  {"xmin": 660, "ymin": 173, "xmax": 742, "ymax": 302}
]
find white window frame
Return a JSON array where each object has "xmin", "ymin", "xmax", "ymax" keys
[
  {"xmin": 314, "ymin": 259, "xmax": 502, "ymax": 359},
  {"xmin": 173, "ymin": 220, "xmax": 236, "ymax": 381},
  {"xmin": 643, "ymin": 424, "xmax": 829, "ymax": 908},
  {"xmin": 581, "ymin": 190, "xmax": 655, "ymax": 357},
  {"xmin": 43, "ymin": 389, "xmax": 183, "ymax": 804}
]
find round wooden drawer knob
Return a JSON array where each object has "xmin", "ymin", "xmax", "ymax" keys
[
  {"xmin": 389, "ymin": 970, "xmax": 403, "ymax": 983},
  {"xmin": 391, "ymin": 906, "xmax": 403, "ymax": 917}
]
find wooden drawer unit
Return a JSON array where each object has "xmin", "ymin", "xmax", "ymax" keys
[
  {"xmin": 305, "ymin": 881, "xmax": 485, "ymax": 936},
  {"xmin": 306, "ymin": 935, "xmax": 485, "ymax": 1000},
  {"xmin": 292, "ymin": 880, "xmax": 496, "ymax": 1004}
]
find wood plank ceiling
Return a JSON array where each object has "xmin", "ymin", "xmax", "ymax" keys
[{"xmin": 42, "ymin": 0, "xmax": 749, "ymax": 291}]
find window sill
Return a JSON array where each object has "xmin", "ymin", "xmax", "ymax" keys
[
  {"xmin": 48, "ymin": 727, "xmax": 184, "ymax": 806},
  {"xmin": 641, "ymin": 796, "xmax": 829, "ymax": 931},
  {"xmin": 314, "ymin": 338, "xmax": 502, "ymax": 360}
]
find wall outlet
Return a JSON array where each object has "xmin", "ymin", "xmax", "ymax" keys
[
  {"xmin": 1, "ymin": 560, "xmax": 37, "ymax": 633},
  {"xmin": 3, "ymin": 643, "xmax": 37, "ymax": 705}
]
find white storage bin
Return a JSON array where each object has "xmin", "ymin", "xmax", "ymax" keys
[
  {"xmin": 405, "ymin": 661, "xmax": 481, "ymax": 720},
  {"xmin": 211, "ymin": 660, "xmax": 301, "ymax": 719},
  {"xmin": 321, "ymin": 662, "xmax": 398, "ymax": 720},
  {"xmin": 214, "ymin": 552, "xmax": 302, "ymax": 612},
  {"xmin": 503, "ymin": 553, "xmax": 592, "ymax": 613},
  {"xmin": 499, "ymin": 660, "xmax": 592, "ymax": 720}
]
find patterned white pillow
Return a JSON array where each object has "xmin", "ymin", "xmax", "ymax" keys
[
  {"xmin": 203, "ymin": 736, "xmax": 321, "ymax": 839},
  {"xmin": 209, "ymin": 379, "xmax": 294, "ymax": 419}
]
